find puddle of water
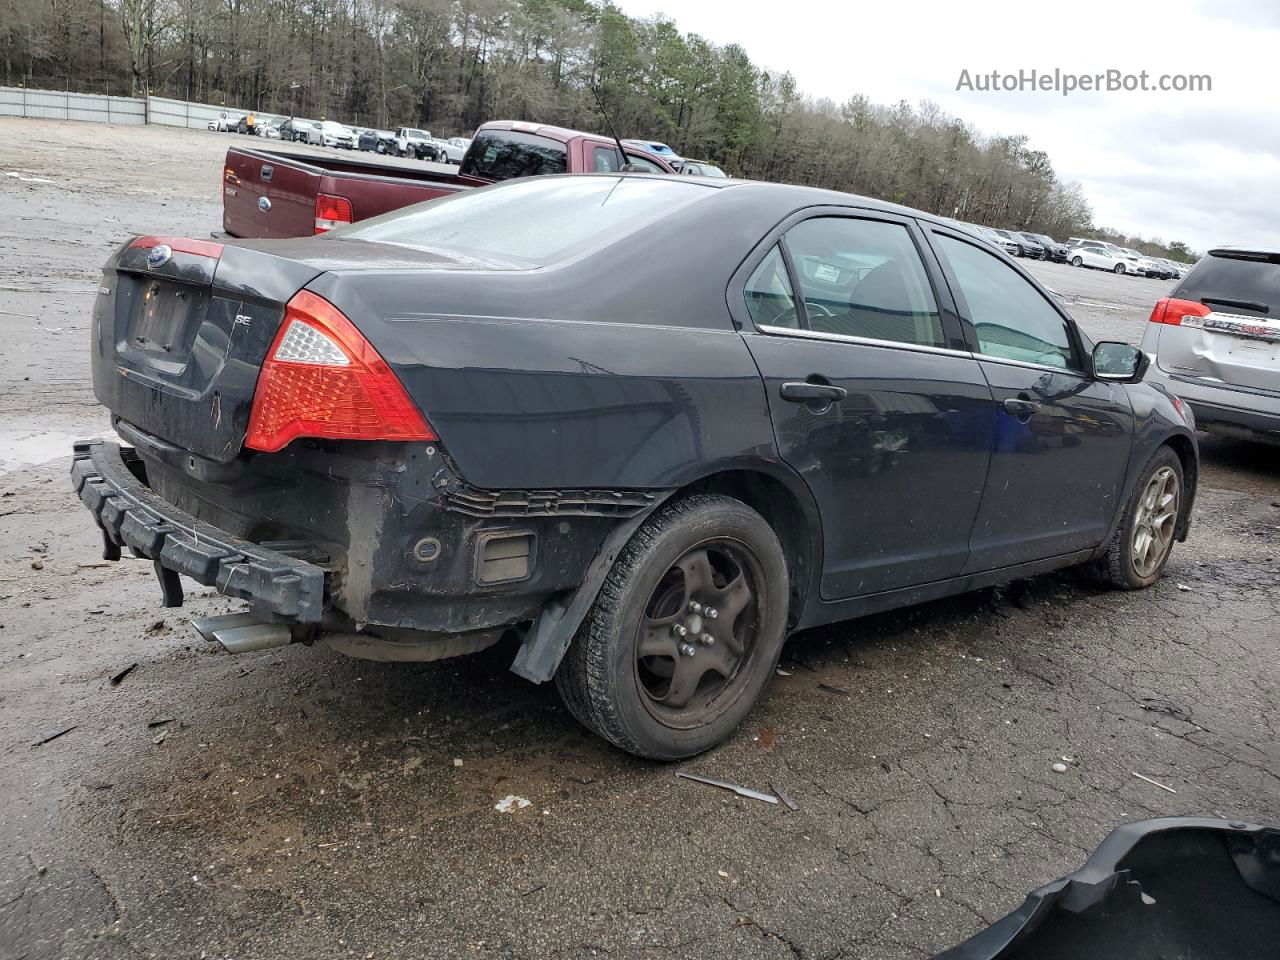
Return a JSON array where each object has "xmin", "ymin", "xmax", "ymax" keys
[{"xmin": 0, "ymin": 428, "xmax": 118, "ymax": 477}]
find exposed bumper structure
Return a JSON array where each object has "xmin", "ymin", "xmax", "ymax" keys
[{"xmin": 71, "ymin": 440, "xmax": 327, "ymax": 622}]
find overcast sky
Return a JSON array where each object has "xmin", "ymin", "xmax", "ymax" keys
[{"xmin": 614, "ymin": 0, "xmax": 1277, "ymax": 252}]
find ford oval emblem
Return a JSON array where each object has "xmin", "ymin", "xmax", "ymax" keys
[
  {"xmin": 258, "ymin": 196, "xmax": 272, "ymax": 212},
  {"xmin": 146, "ymin": 244, "xmax": 173, "ymax": 268}
]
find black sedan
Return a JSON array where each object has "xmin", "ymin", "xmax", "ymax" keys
[{"xmin": 73, "ymin": 175, "xmax": 1198, "ymax": 759}]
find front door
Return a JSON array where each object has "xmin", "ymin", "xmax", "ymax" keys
[
  {"xmin": 928, "ymin": 230, "xmax": 1134, "ymax": 570},
  {"xmin": 737, "ymin": 213, "xmax": 994, "ymax": 600}
]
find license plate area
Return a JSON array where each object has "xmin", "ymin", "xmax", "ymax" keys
[{"xmin": 118, "ymin": 275, "xmax": 210, "ymax": 371}]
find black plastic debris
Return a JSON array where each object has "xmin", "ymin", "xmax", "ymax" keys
[{"xmin": 937, "ymin": 817, "xmax": 1280, "ymax": 960}]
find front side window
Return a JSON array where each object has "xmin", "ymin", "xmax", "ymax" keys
[
  {"xmin": 744, "ymin": 245, "xmax": 798, "ymax": 329},
  {"xmin": 781, "ymin": 217, "xmax": 944, "ymax": 348},
  {"xmin": 459, "ymin": 130, "xmax": 568, "ymax": 180},
  {"xmin": 936, "ymin": 234, "xmax": 1077, "ymax": 369}
]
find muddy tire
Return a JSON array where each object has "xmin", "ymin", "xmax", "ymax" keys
[
  {"xmin": 1097, "ymin": 447, "xmax": 1183, "ymax": 590},
  {"xmin": 554, "ymin": 494, "xmax": 789, "ymax": 760}
]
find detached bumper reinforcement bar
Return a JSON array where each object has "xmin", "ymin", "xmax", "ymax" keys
[{"xmin": 70, "ymin": 440, "xmax": 326, "ymax": 622}]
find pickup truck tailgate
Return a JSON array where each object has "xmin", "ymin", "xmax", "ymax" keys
[{"xmin": 223, "ymin": 147, "xmax": 472, "ymax": 239}]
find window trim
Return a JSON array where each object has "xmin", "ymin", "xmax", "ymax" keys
[
  {"xmin": 726, "ymin": 205, "xmax": 968, "ymax": 353},
  {"xmin": 926, "ymin": 226, "xmax": 1089, "ymax": 374}
]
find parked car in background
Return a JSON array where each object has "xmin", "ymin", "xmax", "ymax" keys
[
  {"xmin": 317, "ymin": 121, "xmax": 355, "ymax": 149},
  {"xmin": 221, "ymin": 119, "xmax": 677, "ymax": 238},
  {"xmin": 1029, "ymin": 233, "xmax": 1069, "ymax": 262},
  {"xmin": 981, "ymin": 228, "xmax": 1022, "ymax": 257},
  {"xmin": 1140, "ymin": 246, "xmax": 1280, "ymax": 444},
  {"xmin": 678, "ymin": 159, "xmax": 728, "ymax": 177},
  {"xmin": 435, "ymin": 137, "xmax": 470, "ymax": 164},
  {"xmin": 1012, "ymin": 232, "xmax": 1050, "ymax": 259},
  {"xmin": 1101, "ymin": 243, "xmax": 1144, "ymax": 275},
  {"xmin": 279, "ymin": 118, "xmax": 319, "ymax": 144},
  {"xmin": 622, "ymin": 138, "xmax": 681, "ymax": 167},
  {"xmin": 357, "ymin": 129, "xmax": 395, "ymax": 153},
  {"xmin": 259, "ymin": 120, "xmax": 282, "ymax": 140},
  {"xmin": 394, "ymin": 128, "xmax": 440, "ymax": 161},
  {"xmin": 208, "ymin": 112, "xmax": 242, "ymax": 133},
  {"xmin": 1069, "ymin": 242, "xmax": 1122, "ymax": 272},
  {"xmin": 76, "ymin": 174, "xmax": 1197, "ymax": 761}
]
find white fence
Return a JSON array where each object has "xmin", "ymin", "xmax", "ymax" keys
[
  {"xmin": 0, "ymin": 86, "xmax": 146, "ymax": 124},
  {"xmin": 0, "ymin": 86, "xmax": 286, "ymax": 130}
]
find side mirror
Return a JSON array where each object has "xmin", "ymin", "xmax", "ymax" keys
[{"xmin": 1092, "ymin": 342, "xmax": 1149, "ymax": 383}]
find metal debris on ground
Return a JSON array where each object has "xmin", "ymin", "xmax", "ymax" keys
[
  {"xmin": 109, "ymin": 663, "xmax": 137, "ymax": 686},
  {"xmin": 675, "ymin": 771, "xmax": 779, "ymax": 804},
  {"xmin": 32, "ymin": 724, "xmax": 77, "ymax": 747},
  {"xmin": 770, "ymin": 780, "xmax": 799, "ymax": 811},
  {"xmin": 1132, "ymin": 772, "xmax": 1178, "ymax": 794},
  {"xmin": 817, "ymin": 682, "xmax": 850, "ymax": 696}
]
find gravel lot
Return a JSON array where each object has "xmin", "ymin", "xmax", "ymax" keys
[{"xmin": 2, "ymin": 119, "xmax": 1278, "ymax": 960}]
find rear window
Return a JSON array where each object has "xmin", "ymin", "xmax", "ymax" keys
[
  {"xmin": 1177, "ymin": 252, "xmax": 1280, "ymax": 318},
  {"xmin": 338, "ymin": 175, "xmax": 711, "ymax": 265},
  {"xmin": 460, "ymin": 130, "xmax": 568, "ymax": 180}
]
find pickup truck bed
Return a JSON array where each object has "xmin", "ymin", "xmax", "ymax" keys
[
  {"xmin": 222, "ymin": 147, "xmax": 480, "ymax": 239},
  {"xmin": 222, "ymin": 121, "xmax": 680, "ymax": 239}
]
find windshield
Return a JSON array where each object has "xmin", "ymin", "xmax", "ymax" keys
[
  {"xmin": 339, "ymin": 175, "xmax": 713, "ymax": 266},
  {"xmin": 405, "ymin": 129, "xmax": 428, "ymax": 138}
]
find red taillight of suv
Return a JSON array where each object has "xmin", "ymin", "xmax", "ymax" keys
[
  {"xmin": 244, "ymin": 290, "xmax": 436, "ymax": 452},
  {"xmin": 1148, "ymin": 297, "xmax": 1211, "ymax": 326},
  {"xmin": 314, "ymin": 193, "xmax": 353, "ymax": 234}
]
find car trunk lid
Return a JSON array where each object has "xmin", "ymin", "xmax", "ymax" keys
[{"xmin": 91, "ymin": 237, "xmax": 325, "ymax": 462}]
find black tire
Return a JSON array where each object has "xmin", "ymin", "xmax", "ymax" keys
[
  {"xmin": 1114, "ymin": 264, "xmax": 1126, "ymax": 274},
  {"xmin": 554, "ymin": 494, "xmax": 789, "ymax": 760},
  {"xmin": 1096, "ymin": 446, "xmax": 1183, "ymax": 590},
  {"xmin": 1071, "ymin": 256, "xmax": 1083, "ymax": 267}
]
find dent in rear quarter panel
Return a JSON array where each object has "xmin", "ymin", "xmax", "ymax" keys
[{"xmin": 350, "ymin": 313, "xmax": 776, "ymax": 489}]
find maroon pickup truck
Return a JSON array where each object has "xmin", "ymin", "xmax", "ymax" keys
[{"xmin": 223, "ymin": 119, "xmax": 677, "ymax": 238}]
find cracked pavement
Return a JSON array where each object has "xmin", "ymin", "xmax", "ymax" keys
[{"xmin": 2, "ymin": 120, "xmax": 1279, "ymax": 959}]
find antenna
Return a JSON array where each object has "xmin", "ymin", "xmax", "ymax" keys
[{"xmin": 591, "ymin": 85, "xmax": 637, "ymax": 173}]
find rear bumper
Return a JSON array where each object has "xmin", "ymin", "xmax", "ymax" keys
[
  {"xmin": 1142, "ymin": 362, "xmax": 1280, "ymax": 444},
  {"xmin": 71, "ymin": 440, "xmax": 327, "ymax": 621}
]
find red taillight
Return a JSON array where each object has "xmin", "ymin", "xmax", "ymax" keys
[
  {"xmin": 1148, "ymin": 297, "xmax": 1211, "ymax": 326},
  {"xmin": 244, "ymin": 290, "xmax": 436, "ymax": 452},
  {"xmin": 314, "ymin": 193, "xmax": 353, "ymax": 234}
]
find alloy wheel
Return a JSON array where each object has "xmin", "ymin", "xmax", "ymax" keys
[
  {"xmin": 634, "ymin": 540, "xmax": 759, "ymax": 728},
  {"xmin": 1131, "ymin": 466, "xmax": 1180, "ymax": 579}
]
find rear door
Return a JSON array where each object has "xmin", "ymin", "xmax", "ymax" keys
[
  {"xmin": 927, "ymin": 228, "xmax": 1134, "ymax": 570},
  {"xmin": 734, "ymin": 209, "xmax": 995, "ymax": 599},
  {"xmin": 1154, "ymin": 250, "xmax": 1280, "ymax": 391}
]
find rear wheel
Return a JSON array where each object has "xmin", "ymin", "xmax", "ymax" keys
[
  {"xmin": 1097, "ymin": 447, "xmax": 1183, "ymax": 589},
  {"xmin": 1114, "ymin": 263, "xmax": 1126, "ymax": 274},
  {"xmin": 555, "ymin": 494, "xmax": 789, "ymax": 760}
]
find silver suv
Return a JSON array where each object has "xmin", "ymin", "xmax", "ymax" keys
[{"xmin": 1140, "ymin": 247, "xmax": 1280, "ymax": 444}]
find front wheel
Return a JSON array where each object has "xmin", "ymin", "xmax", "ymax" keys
[
  {"xmin": 1071, "ymin": 256, "xmax": 1084, "ymax": 267},
  {"xmin": 1097, "ymin": 447, "xmax": 1183, "ymax": 589},
  {"xmin": 555, "ymin": 494, "xmax": 789, "ymax": 760}
]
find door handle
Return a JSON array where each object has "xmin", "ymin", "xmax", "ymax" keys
[
  {"xmin": 1002, "ymin": 397, "xmax": 1041, "ymax": 422},
  {"xmin": 780, "ymin": 382, "xmax": 847, "ymax": 403}
]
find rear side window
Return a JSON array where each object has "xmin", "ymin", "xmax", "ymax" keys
[
  {"xmin": 459, "ymin": 130, "xmax": 568, "ymax": 180},
  {"xmin": 1177, "ymin": 253, "xmax": 1280, "ymax": 318},
  {"xmin": 781, "ymin": 217, "xmax": 943, "ymax": 348},
  {"xmin": 744, "ymin": 245, "xmax": 798, "ymax": 329},
  {"xmin": 936, "ymin": 234, "xmax": 1076, "ymax": 369},
  {"xmin": 339, "ymin": 175, "xmax": 710, "ymax": 265}
]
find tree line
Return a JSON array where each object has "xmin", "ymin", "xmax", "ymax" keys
[{"xmin": 0, "ymin": 0, "xmax": 1197, "ymax": 260}]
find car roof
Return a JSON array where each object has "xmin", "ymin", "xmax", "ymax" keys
[{"xmin": 1208, "ymin": 245, "xmax": 1280, "ymax": 257}]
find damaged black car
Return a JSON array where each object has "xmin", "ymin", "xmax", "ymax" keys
[{"xmin": 72, "ymin": 174, "xmax": 1198, "ymax": 759}]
